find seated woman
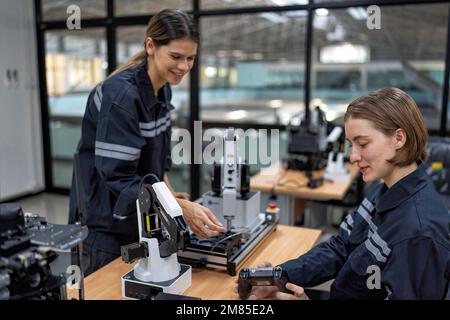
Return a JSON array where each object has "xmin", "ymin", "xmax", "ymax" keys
[{"xmin": 238, "ymin": 87, "xmax": 450, "ymax": 300}]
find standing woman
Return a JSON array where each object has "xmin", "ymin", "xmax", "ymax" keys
[
  {"xmin": 238, "ymin": 87, "xmax": 450, "ymax": 300},
  {"xmin": 69, "ymin": 9, "xmax": 224, "ymax": 276}
]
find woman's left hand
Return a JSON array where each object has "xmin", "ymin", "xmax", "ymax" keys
[{"xmin": 275, "ymin": 283, "xmax": 309, "ymax": 300}]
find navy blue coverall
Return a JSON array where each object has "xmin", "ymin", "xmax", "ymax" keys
[
  {"xmin": 69, "ymin": 60, "xmax": 174, "ymax": 275},
  {"xmin": 281, "ymin": 164, "xmax": 450, "ymax": 299}
]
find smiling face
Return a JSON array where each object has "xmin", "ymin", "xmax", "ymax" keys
[
  {"xmin": 146, "ymin": 37, "xmax": 197, "ymax": 88},
  {"xmin": 345, "ymin": 117, "xmax": 401, "ymax": 184}
]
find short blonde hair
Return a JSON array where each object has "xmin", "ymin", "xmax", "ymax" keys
[{"xmin": 344, "ymin": 87, "xmax": 428, "ymax": 166}]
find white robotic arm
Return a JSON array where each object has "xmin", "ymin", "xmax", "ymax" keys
[{"xmin": 120, "ymin": 176, "xmax": 192, "ymax": 298}]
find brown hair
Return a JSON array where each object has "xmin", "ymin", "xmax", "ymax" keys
[
  {"xmin": 344, "ymin": 87, "xmax": 428, "ymax": 166},
  {"xmin": 109, "ymin": 9, "xmax": 198, "ymax": 77}
]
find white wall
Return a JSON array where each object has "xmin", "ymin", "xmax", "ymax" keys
[{"xmin": 0, "ymin": 0, "xmax": 44, "ymax": 200}]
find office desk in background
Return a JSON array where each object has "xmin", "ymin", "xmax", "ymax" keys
[
  {"xmin": 251, "ymin": 162, "xmax": 360, "ymax": 225},
  {"xmin": 76, "ymin": 225, "xmax": 321, "ymax": 300}
]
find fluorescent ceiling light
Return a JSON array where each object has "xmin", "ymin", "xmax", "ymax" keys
[
  {"xmin": 320, "ymin": 43, "xmax": 368, "ymax": 63},
  {"xmin": 227, "ymin": 110, "xmax": 248, "ymax": 120},
  {"xmin": 204, "ymin": 66, "xmax": 217, "ymax": 78},
  {"xmin": 270, "ymin": 0, "xmax": 308, "ymax": 6},
  {"xmin": 269, "ymin": 100, "xmax": 283, "ymax": 109},
  {"xmin": 347, "ymin": 7, "xmax": 368, "ymax": 20},
  {"xmin": 315, "ymin": 8, "xmax": 329, "ymax": 16}
]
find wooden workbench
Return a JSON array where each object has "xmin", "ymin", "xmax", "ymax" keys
[
  {"xmin": 250, "ymin": 163, "xmax": 360, "ymax": 226},
  {"xmin": 76, "ymin": 225, "xmax": 321, "ymax": 300},
  {"xmin": 251, "ymin": 162, "xmax": 359, "ymax": 201}
]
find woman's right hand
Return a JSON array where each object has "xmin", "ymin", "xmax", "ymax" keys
[
  {"xmin": 177, "ymin": 199, "xmax": 225, "ymax": 238},
  {"xmin": 234, "ymin": 262, "xmax": 278, "ymax": 300}
]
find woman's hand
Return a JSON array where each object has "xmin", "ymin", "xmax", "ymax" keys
[
  {"xmin": 234, "ymin": 262, "xmax": 309, "ymax": 300},
  {"xmin": 276, "ymin": 283, "xmax": 309, "ymax": 300},
  {"xmin": 234, "ymin": 262, "xmax": 278, "ymax": 300},
  {"xmin": 177, "ymin": 199, "xmax": 225, "ymax": 238}
]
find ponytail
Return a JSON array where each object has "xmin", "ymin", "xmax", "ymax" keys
[{"xmin": 107, "ymin": 50, "xmax": 146, "ymax": 79}]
